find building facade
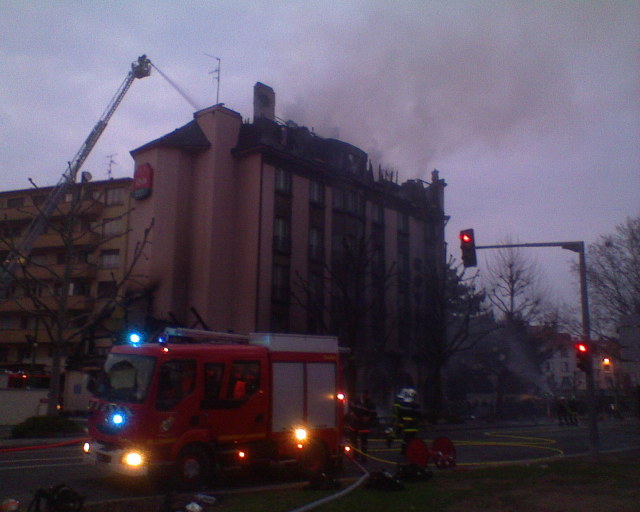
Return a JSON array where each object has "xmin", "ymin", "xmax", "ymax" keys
[
  {"xmin": 126, "ymin": 83, "xmax": 448, "ymax": 401},
  {"xmin": 0, "ymin": 178, "xmax": 133, "ymax": 410}
]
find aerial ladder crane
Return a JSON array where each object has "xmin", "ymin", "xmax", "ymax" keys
[{"xmin": 0, "ymin": 55, "xmax": 152, "ymax": 291}]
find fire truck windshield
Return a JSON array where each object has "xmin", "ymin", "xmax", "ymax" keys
[{"xmin": 94, "ymin": 353, "xmax": 156, "ymax": 403}]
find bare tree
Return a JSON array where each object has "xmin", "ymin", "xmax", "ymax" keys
[
  {"xmin": 0, "ymin": 181, "xmax": 152, "ymax": 415},
  {"xmin": 583, "ymin": 216, "xmax": 640, "ymax": 339},
  {"xmin": 292, "ymin": 234, "xmax": 396, "ymax": 396},
  {"xmin": 480, "ymin": 240, "xmax": 553, "ymax": 417},
  {"xmin": 484, "ymin": 240, "xmax": 549, "ymax": 323},
  {"xmin": 413, "ymin": 258, "xmax": 491, "ymax": 419}
]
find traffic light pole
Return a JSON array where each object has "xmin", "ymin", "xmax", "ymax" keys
[{"xmin": 476, "ymin": 240, "xmax": 599, "ymax": 456}]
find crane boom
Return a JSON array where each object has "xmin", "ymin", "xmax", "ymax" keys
[{"xmin": 1, "ymin": 55, "xmax": 152, "ymax": 290}]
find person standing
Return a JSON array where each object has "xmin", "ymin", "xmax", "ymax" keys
[
  {"xmin": 392, "ymin": 388, "xmax": 421, "ymax": 454},
  {"xmin": 347, "ymin": 390, "xmax": 376, "ymax": 460}
]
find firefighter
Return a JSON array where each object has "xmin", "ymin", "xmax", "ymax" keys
[
  {"xmin": 347, "ymin": 390, "xmax": 376, "ymax": 460},
  {"xmin": 391, "ymin": 388, "xmax": 421, "ymax": 454}
]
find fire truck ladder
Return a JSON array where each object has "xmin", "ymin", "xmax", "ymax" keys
[{"xmin": 0, "ymin": 55, "xmax": 152, "ymax": 291}]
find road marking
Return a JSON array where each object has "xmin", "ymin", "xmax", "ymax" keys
[
  {"xmin": 0, "ymin": 461, "xmax": 85, "ymax": 471},
  {"xmin": 0, "ymin": 456, "xmax": 82, "ymax": 464}
]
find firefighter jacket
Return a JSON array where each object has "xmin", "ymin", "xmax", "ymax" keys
[
  {"xmin": 393, "ymin": 398, "xmax": 420, "ymax": 434},
  {"xmin": 348, "ymin": 396, "xmax": 376, "ymax": 433}
]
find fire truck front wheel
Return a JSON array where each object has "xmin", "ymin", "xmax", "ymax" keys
[
  {"xmin": 174, "ymin": 444, "xmax": 212, "ymax": 490},
  {"xmin": 298, "ymin": 440, "xmax": 329, "ymax": 476}
]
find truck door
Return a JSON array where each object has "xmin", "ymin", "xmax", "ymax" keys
[
  {"xmin": 201, "ymin": 359, "xmax": 268, "ymax": 443},
  {"xmin": 155, "ymin": 358, "xmax": 199, "ymax": 435}
]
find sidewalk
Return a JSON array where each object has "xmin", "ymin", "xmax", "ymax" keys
[{"xmin": 0, "ymin": 418, "xmax": 88, "ymax": 451}]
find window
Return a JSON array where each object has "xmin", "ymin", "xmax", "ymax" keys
[
  {"xmin": 105, "ymin": 187, "xmax": 126, "ymax": 205},
  {"xmin": 69, "ymin": 281, "xmax": 90, "ymax": 296},
  {"xmin": 372, "ymin": 203, "xmax": 385, "ymax": 224},
  {"xmin": 103, "ymin": 218, "xmax": 123, "ymax": 236},
  {"xmin": 2, "ymin": 225, "xmax": 22, "ymax": 238},
  {"xmin": 308, "ymin": 227, "xmax": 324, "ymax": 260},
  {"xmin": 100, "ymin": 249, "xmax": 120, "ymax": 268},
  {"xmin": 7, "ymin": 197, "xmax": 24, "ymax": 208},
  {"xmin": 273, "ymin": 217, "xmax": 291, "ymax": 253},
  {"xmin": 203, "ymin": 363, "xmax": 225, "ymax": 405},
  {"xmin": 398, "ymin": 252, "xmax": 410, "ymax": 279},
  {"xmin": 0, "ymin": 317, "xmax": 14, "ymax": 330},
  {"xmin": 332, "ymin": 188, "xmax": 347, "ymax": 210},
  {"xmin": 348, "ymin": 191, "xmax": 365, "ymax": 216},
  {"xmin": 308, "ymin": 271, "xmax": 324, "ymax": 306},
  {"xmin": 372, "ymin": 246, "xmax": 385, "ymax": 275},
  {"xmin": 32, "ymin": 195, "xmax": 46, "ymax": 207},
  {"xmin": 332, "ymin": 188, "xmax": 364, "ymax": 215},
  {"xmin": 95, "ymin": 353, "xmax": 155, "ymax": 404},
  {"xmin": 156, "ymin": 359, "xmax": 197, "ymax": 411},
  {"xmin": 309, "ymin": 181, "xmax": 325, "ymax": 205},
  {"xmin": 274, "ymin": 168, "xmax": 291, "ymax": 194},
  {"xmin": 398, "ymin": 212, "xmax": 409, "ymax": 233},
  {"xmin": 31, "ymin": 254, "xmax": 51, "ymax": 266},
  {"xmin": 228, "ymin": 361, "xmax": 261, "ymax": 400},
  {"xmin": 71, "ymin": 251, "xmax": 89, "ymax": 264},
  {"xmin": 332, "ymin": 233, "xmax": 355, "ymax": 260},
  {"xmin": 24, "ymin": 283, "xmax": 44, "ymax": 298},
  {"xmin": 97, "ymin": 281, "xmax": 118, "ymax": 299},
  {"xmin": 272, "ymin": 264, "xmax": 290, "ymax": 302}
]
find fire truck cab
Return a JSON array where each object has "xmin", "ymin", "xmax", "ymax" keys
[{"xmin": 83, "ymin": 329, "xmax": 344, "ymax": 489}]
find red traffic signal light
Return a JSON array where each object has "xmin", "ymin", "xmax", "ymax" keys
[
  {"xmin": 575, "ymin": 342, "xmax": 590, "ymax": 372},
  {"xmin": 459, "ymin": 229, "xmax": 477, "ymax": 267}
]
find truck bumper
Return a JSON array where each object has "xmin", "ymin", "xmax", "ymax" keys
[{"xmin": 83, "ymin": 439, "xmax": 149, "ymax": 477}]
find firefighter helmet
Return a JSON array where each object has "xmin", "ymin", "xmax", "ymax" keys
[{"xmin": 397, "ymin": 388, "xmax": 417, "ymax": 403}]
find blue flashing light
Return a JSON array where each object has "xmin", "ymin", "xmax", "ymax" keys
[
  {"xmin": 112, "ymin": 413, "xmax": 125, "ymax": 425},
  {"xmin": 128, "ymin": 332, "xmax": 142, "ymax": 344}
]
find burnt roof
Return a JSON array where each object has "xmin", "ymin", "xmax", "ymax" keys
[{"xmin": 130, "ymin": 120, "xmax": 211, "ymax": 156}]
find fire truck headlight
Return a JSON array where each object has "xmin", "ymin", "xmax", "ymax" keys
[
  {"xmin": 294, "ymin": 428, "xmax": 308, "ymax": 442},
  {"xmin": 83, "ymin": 442, "xmax": 91, "ymax": 454},
  {"xmin": 123, "ymin": 451, "xmax": 144, "ymax": 467}
]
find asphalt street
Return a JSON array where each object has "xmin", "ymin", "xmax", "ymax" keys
[{"xmin": 1, "ymin": 418, "xmax": 638, "ymax": 507}]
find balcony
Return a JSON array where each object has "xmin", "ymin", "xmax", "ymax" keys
[
  {"xmin": 0, "ymin": 294, "xmax": 94, "ymax": 313},
  {"xmin": 32, "ymin": 231, "xmax": 100, "ymax": 249},
  {"xmin": 0, "ymin": 199, "xmax": 104, "ymax": 223},
  {"xmin": 15, "ymin": 262, "xmax": 98, "ymax": 281},
  {"xmin": 0, "ymin": 327, "xmax": 86, "ymax": 345},
  {"xmin": 0, "ymin": 329, "xmax": 30, "ymax": 344}
]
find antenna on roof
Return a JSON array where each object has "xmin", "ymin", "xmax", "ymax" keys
[
  {"xmin": 106, "ymin": 154, "xmax": 117, "ymax": 180},
  {"xmin": 205, "ymin": 53, "xmax": 221, "ymax": 105}
]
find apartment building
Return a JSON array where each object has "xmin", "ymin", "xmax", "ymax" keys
[
  {"xmin": 126, "ymin": 83, "xmax": 448, "ymax": 398},
  {"xmin": 0, "ymin": 178, "xmax": 133, "ymax": 396}
]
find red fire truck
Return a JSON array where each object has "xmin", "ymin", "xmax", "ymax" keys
[{"xmin": 83, "ymin": 328, "xmax": 345, "ymax": 489}]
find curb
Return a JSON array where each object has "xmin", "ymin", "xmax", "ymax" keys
[{"xmin": 0, "ymin": 436, "xmax": 88, "ymax": 453}]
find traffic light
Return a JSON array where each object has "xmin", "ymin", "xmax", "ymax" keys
[
  {"xmin": 575, "ymin": 342, "xmax": 590, "ymax": 372},
  {"xmin": 459, "ymin": 229, "xmax": 477, "ymax": 267}
]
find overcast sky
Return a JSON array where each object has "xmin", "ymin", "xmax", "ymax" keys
[{"xmin": 1, "ymin": 1, "xmax": 638, "ymax": 308}]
